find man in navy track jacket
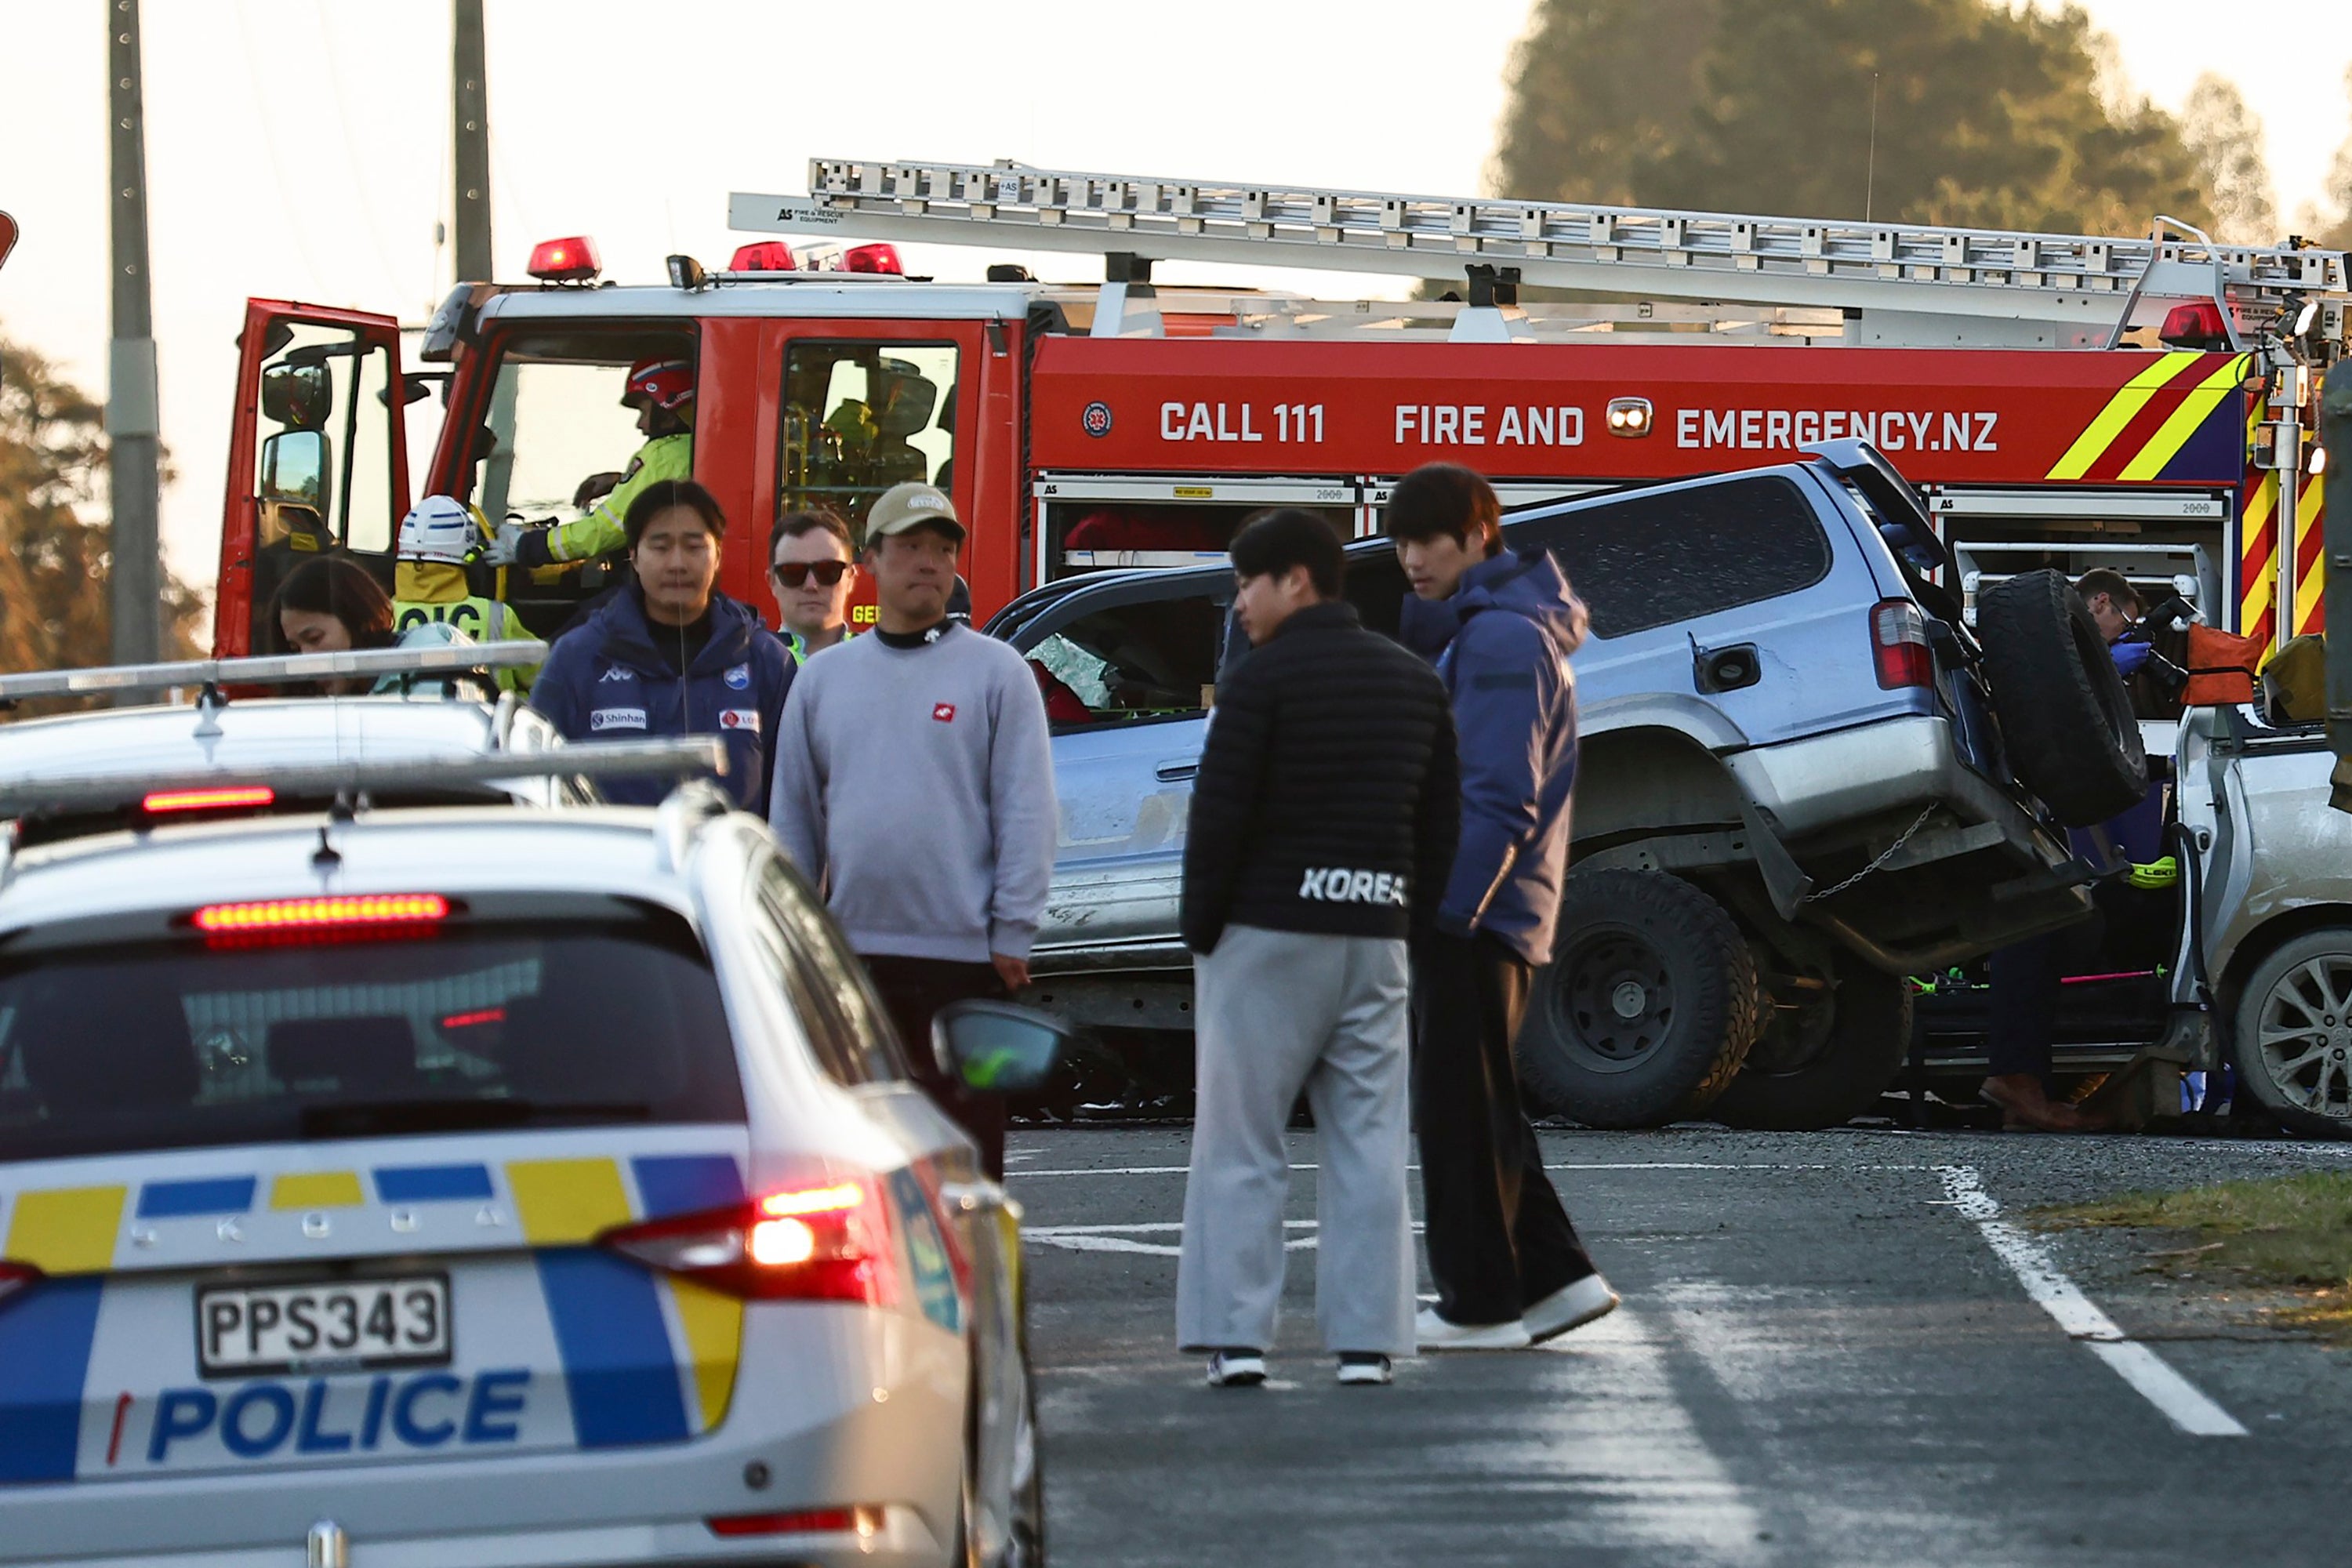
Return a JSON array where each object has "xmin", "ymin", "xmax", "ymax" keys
[
  {"xmin": 1388, "ymin": 463, "xmax": 1620, "ymax": 1353},
  {"xmin": 529, "ymin": 479, "xmax": 793, "ymax": 810}
]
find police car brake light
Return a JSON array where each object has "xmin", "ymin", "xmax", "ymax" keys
[
  {"xmin": 192, "ymin": 894, "xmax": 452, "ymax": 933},
  {"xmin": 0, "ymin": 1260, "xmax": 42, "ymax": 1309},
  {"xmin": 143, "ymin": 785, "xmax": 275, "ymax": 815},
  {"xmin": 1871, "ymin": 599, "xmax": 1934, "ymax": 690},
  {"xmin": 708, "ymin": 1507, "xmax": 882, "ymax": 1539},
  {"xmin": 525, "ymin": 235, "xmax": 601, "ymax": 283},
  {"xmin": 598, "ymin": 1178, "xmax": 897, "ymax": 1305}
]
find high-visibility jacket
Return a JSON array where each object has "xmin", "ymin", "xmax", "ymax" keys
[
  {"xmin": 394, "ymin": 562, "xmax": 543, "ymax": 692},
  {"xmin": 521, "ymin": 432, "xmax": 693, "ymax": 566}
]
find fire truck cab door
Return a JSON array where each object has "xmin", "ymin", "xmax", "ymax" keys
[{"xmin": 217, "ymin": 300, "xmax": 413, "ymax": 656}]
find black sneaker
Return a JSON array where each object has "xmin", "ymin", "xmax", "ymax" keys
[
  {"xmin": 1336, "ymin": 1352, "xmax": 1392, "ymax": 1386},
  {"xmin": 1205, "ymin": 1348, "xmax": 1266, "ymax": 1387}
]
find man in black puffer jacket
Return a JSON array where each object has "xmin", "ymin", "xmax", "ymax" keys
[{"xmin": 1174, "ymin": 510, "xmax": 1460, "ymax": 1390}]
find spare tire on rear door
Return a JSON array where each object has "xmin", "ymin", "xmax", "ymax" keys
[
  {"xmin": 1975, "ymin": 569, "xmax": 2147, "ymax": 827},
  {"xmin": 1517, "ymin": 869, "xmax": 1760, "ymax": 1128}
]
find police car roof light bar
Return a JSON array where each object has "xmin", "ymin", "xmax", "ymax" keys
[
  {"xmin": 729, "ymin": 158, "xmax": 2348, "ymax": 330},
  {"xmin": 0, "ymin": 736, "xmax": 727, "ymax": 817},
  {"xmin": 0, "ymin": 642, "xmax": 548, "ymax": 706}
]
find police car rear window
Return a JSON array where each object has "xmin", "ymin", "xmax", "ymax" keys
[
  {"xmin": 1527, "ymin": 474, "xmax": 1833, "ymax": 639},
  {"xmin": 0, "ymin": 914, "xmax": 743, "ymax": 1164}
]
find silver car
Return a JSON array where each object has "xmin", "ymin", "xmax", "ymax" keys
[{"xmin": 0, "ymin": 771, "xmax": 1053, "ymax": 1566}]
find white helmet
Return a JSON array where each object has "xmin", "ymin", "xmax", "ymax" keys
[{"xmin": 397, "ymin": 495, "xmax": 485, "ymax": 564}]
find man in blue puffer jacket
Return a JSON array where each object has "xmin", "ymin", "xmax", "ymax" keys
[
  {"xmin": 530, "ymin": 480, "xmax": 793, "ymax": 810},
  {"xmin": 1388, "ymin": 463, "xmax": 1620, "ymax": 1353}
]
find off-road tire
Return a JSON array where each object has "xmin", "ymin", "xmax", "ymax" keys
[
  {"xmin": 1710, "ymin": 959, "xmax": 1912, "ymax": 1131},
  {"xmin": 2230, "ymin": 928, "xmax": 2352, "ymax": 1141},
  {"xmin": 1975, "ymin": 568, "xmax": 2147, "ymax": 826},
  {"xmin": 1519, "ymin": 869, "xmax": 1761, "ymax": 1127}
]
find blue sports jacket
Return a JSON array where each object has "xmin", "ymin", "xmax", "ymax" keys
[
  {"xmin": 528, "ymin": 587, "xmax": 793, "ymax": 809},
  {"xmin": 1400, "ymin": 547, "xmax": 1590, "ymax": 965}
]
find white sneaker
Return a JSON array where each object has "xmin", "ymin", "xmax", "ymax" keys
[
  {"xmin": 1525, "ymin": 1274, "xmax": 1621, "ymax": 1345},
  {"xmin": 1336, "ymin": 1353, "xmax": 1392, "ymax": 1386},
  {"xmin": 1414, "ymin": 1307, "xmax": 1532, "ymax": 1351},
  {"xmin": 1204, "ymin": 1349, "xmax": 1266, "ymax": 1387}
]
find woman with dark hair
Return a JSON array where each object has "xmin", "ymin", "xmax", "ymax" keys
[
  {"xmin": 274, "ymin": 555, "xmax": 397, "ymax": 655},
  {"xmin": 272, "ymin": 555, "xmax": 474, "ymax": 695}
]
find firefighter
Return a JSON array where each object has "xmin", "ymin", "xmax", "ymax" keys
[
  {"xmin": 485, "ymin": 356, "xmax": 695, "ymax": 571},
  {"xmin": 391, "ymin": 495, "xmax": 543, "ymax": 692}
]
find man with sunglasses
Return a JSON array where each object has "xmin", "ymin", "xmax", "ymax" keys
[{"xmin": 770, "ymin": 509, "xmax": 862, "ymax": 662}]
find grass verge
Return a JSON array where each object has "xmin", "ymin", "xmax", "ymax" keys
[{"xmin": 2035, "ymin": 1171, "xmax": 2352, "ymax": 1339}]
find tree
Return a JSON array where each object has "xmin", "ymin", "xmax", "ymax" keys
[
  {"xmin": 2180, "ymin": 74, "xmax": 2277, "ymax": 245},
  {"xmin": 1492, "ymin": 0, "xmax": 2215, "ymax": 235},
  {"xmin": 0, "ymin": 332, "xmax": 202, "ymax": 678}
]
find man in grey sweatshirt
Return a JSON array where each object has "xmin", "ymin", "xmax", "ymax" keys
[{"xmin": 768, "ymin": 482, "xmax": 1058, "ymax": 1174}]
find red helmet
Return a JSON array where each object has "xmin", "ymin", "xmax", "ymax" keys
[{"xmin": 622, "ymin": 357, "xmax": 695, "ymax": 412}]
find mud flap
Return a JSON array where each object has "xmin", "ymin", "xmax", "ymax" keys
[{"xmin": 1740, "ymin": 804, "xmax": 1813, "ymax": 921}]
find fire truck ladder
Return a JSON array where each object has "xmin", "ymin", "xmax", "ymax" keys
[{"xmin": 731, "ymin": 157, "xmax": 2348, "ymax": 349}]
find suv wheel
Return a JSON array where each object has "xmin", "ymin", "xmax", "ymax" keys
[
  {"xmin": 2231, "ymin": 928, "xmax": 2352, "ymax": 1140},
  {"xmin": 1519, "ymin": 869, "xmax": 1760, "ymax": 1127},
  {"xmin": 1710, "ymin": 956, "xmax": 1912, "ymax": 1131},
  {"xmin": 1975, "ymin": 569, "xmax": 2148, "ymax": 827}
]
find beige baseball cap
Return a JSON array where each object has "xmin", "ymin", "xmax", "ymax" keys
[{"xmin": 865, "ymin": 481, "xmax": 966, "ymax": 542}]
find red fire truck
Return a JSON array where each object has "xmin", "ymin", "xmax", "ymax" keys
[{"xmin": 211, "ymin": 158, "xmax": 2348, "ymax": 659}]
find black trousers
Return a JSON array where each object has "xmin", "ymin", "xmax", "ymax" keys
[
  {"xmin": 861, "ymin": 954, "xmax": 1009, "ymax": 1180},
  {"xmin": 1411, "ymin": 931, "xmax": 1595, "ymax": 1325}
]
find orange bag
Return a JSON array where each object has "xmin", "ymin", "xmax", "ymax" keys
[{"xmin": 2182, "ymin": 624, "xmax": 2264, "ymax": 706}]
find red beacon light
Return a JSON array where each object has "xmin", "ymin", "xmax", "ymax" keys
[
  {"xmin": 728, "ymin": 241, "xmax": 797, "ymax": 273},
  {"xmin": 841, "ymin": 243, "xmax": 903, "ymax": 275},
  {"xmin": 2158, "ymin": 299, "xmax": 2232, "ymax": 351},
  {"xmin": 526, "ymin": 235, "xmax": 602, "ymax": 284}
]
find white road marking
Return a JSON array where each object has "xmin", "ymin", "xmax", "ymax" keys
[{"xmin": 1936, "ymin": 1164, "xmax": 2246, "ymax": 1437}]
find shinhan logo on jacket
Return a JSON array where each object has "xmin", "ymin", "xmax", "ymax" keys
[{"xmin": 1298, "ymin": 868, "xmax": 1409, "ymax": 906}]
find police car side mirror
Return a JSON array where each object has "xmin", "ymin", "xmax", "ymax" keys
[{"xmin": 931, "ymin": 1000, "xmax": 1069, "ymax": 1094}]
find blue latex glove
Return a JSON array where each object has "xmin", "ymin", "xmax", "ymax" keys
[{"xmin": 2110, "ymin": 640, "xmax": 2154, "ymax": 676}]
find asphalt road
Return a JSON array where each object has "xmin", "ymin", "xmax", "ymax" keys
[{"xmin": 1008, "ymin": 1124, "xmax": 2352, "ymax": 1568}]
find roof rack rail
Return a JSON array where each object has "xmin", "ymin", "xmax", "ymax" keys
[
  {"xmin": 0, "ymin": 642, "xmax": 546, "ymax": 706},
  {"xmin": 0, "ymin": 737, "xmax": 725, "ymax": 817}
]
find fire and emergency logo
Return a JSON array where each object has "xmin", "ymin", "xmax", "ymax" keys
[{"xmin": 1081, "ymin": 401, "xmax": 1114, "ymax": 438}]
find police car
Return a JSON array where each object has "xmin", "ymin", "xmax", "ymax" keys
[
  {"xmin": 0, "ymin": 644, "xmax": 569, "ymax": 835},
  {"xmin": 0, "ymin": 748, "xmax": 1058, "ymax": 1566}
]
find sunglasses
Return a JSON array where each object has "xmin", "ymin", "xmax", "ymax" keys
[{"xmin": 771, "ymin": 559, "xmax": 851, "ymax": 588}]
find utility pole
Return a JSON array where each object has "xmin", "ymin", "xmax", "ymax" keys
[
  {"xmin": 107, "ymin": 0, "xmax": 162, "ymax": 666},
  {"xmin": 452, "ymin": 0, "xmax": 493, "ymax": 282}
]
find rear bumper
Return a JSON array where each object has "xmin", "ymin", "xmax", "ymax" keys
[
  {"xmin": 0, "ymin": 1308, "xmax": 964, "ymax": 1568},
  {"xmin": 1724, "ymin": 715, "xmax": 2090, "ymax": 971}
]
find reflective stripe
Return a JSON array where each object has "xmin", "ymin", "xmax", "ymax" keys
[
  {"xmin": 0, "ymin": 1189, "xmax": 122, "ymax": 1483},
  {"xmin": 510, "ymin": 1159, "xmax": 690, "ymax": 1449},
  {"xmin": 2044, "ymin": 352, "xmax": 2200, "ymax": 480},
  {"xmin": 373, "ymin": 1165, "xmax": 495, "ymax": 1204},
  {"xmin": 2116, "ymin": 354, "xmax": 2250, "ymax": 481},
  {"xmin": 0, "ymin": 1279, "xmax": 103, "ymax": 1483},
  {"xmin": 631, "ymin": 1156, "xmax": 747, "ymax": 1432},
  {"xmin": 5, "ymin": 1186, "xmax": 126, "ymax": 1274},
  {"xmin": 270, "ymin": 1172, "xmax": 365, "ymax": 1210},
  {"xmin": 136, "ymin": 1178, "xmax": 256, "ymax": 1220}
]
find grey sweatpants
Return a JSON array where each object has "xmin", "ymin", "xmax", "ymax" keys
[{"xmin": 1176, "ymin": 924, "xmax": 1415, "ymax": 1358}]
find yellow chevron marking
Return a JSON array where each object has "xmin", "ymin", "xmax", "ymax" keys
[
  {"xmin": 270, "ymin": 1172, "xmax": 365, "ymax": 1210},
  {"xmin": 667, "ymin": 1279, "xmax": 745, "ymax": 1431},
  {"xmin": 507, "ymin": 1160, "xmax": 630, "ymax": 1245},
  {"xmin": 2046, "ymin": 351, "xmax": 2200, "ymax": 480},
  {"xmin": 2240, "ymin": 471, "xmax": 2279, "ymax": 633},
  {"xmin": 2118, "ymin": 354, "xmax": 2251, "ymax": 481},
  {"xmin": 2295, "ymin": 481, "xmax": 2327, "ymax": 637},
  {"xmin": 5, "ymin": 1186, "xmax": 127, "ymax": 1274}
]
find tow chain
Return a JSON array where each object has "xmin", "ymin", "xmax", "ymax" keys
[{"xmin": 1798, "ymin": 805, "xmax": 1938, "ymax": 905}]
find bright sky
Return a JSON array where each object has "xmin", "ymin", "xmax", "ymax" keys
[{"xmin": 2, "ymin": 0, "xmax": 2347, "ymax": 590}]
